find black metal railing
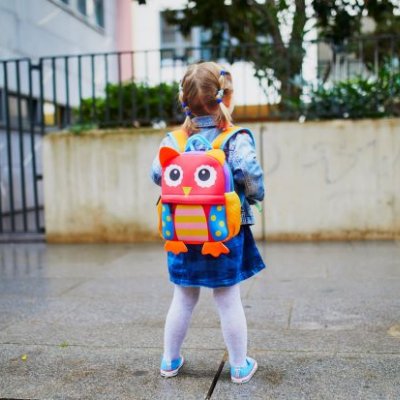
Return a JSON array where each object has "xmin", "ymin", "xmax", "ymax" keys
[{"xmin": 0, "ymin": 35, "xmax": 399, "ymax": 234}]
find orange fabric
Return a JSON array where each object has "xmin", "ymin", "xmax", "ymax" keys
[
  {"xmin": 224, "ymin": 191, "xmax": 241, "ymax": 241},
  {"xmin": 201, "ymin": 241, "xmax": 229, "ymax": 257},
  {"xmin": 165, "ymin": 240, "xmax": 188, "ymax": 254},
  {"xmin": 170, "ymin": 129, "xmax": 188, "ymax": 152},
  {"xmin": 157, "ymin": 200, "xmax": 163, "ymax": 238},
  {"xmin": 211, "ymin": 125, "xmax": 242, "ymax": 149},
  {"xmin": 159, "ymin": 146, "xmax": 180, "ymax": 167}
]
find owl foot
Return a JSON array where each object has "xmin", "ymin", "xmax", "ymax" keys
[
  {"xmin": 165, "ymin": 240, "xmax": 188, "ymax": 255},
  {"xmin": 202, "ymin": 242, "xmax": 229, "ymax": 257}
]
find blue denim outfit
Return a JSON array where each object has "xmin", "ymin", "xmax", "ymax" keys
[{"xmin": 151, "ymin": 115, "xmax": 266, "ymax": 288}]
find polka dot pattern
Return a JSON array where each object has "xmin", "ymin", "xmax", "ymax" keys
[
  {"xmin": 209, "ymin": 205, "xmax": 228, "ymax": 240},
  {"xmin": 161, "ymin": 203, "xmax": 174, "ymax": 239}
]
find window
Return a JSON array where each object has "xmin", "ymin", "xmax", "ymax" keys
[
  {"xmin": 94, "ymin": 0, "xmax": 104, "ymax": 28},
  {"xmin": 0, "ymin": 89, "xmax": 4, "ymax": 124},
  {"xmin": 78, "ymin": 0, "xmax": 87, "ymax": 15},
  {"xmin": 160, "ymin": 11, "xmax": 194, "ymax": 61},
  {"xmin": 57, "ymin": 0, "xmax": 105, "ymax": 29}
]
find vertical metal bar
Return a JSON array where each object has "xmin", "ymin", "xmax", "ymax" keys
[
  {"xmin": 15, "ymin": 60, "xmax": 28, "ymax": 231},
  {"xmin": 172, "ymin": 49, "xmax": 178, "ymax": 123},
  {"xmin": 374, "ymin": 37, "xmax": 379, "ymax": 76},
  {"xmin": 64, "ymin": 56, "xmax": 70, "ymax": 126},
  {"xmin": 242, "ymin": 44, "xmax": 247, "ymax": 120},
  {"xmin": 39, "ymin": 59, "xmax": 45, "ymax": 134},
  {"xmin": 117, "ymin": 53, "xmax": 123, "ymax": 124},
  {"xmin": 91, "ymin": 54, "xmax": 96, "ymax": 122},
  {"xmin": 158, "ymin": 50, "xmax": 164, "ymax": 122},
  {"xmin": 28, "ymin": 60, "xmax": 42, "ymax": 232},
  {"xmin": 0, "ymin": 63, "xmax": 3, "ymax": 233},
  {"xmin": 144, "ymin": 51, "xmax": 150, "ymax": 123},
  {"xmin": 389, "ymin": 36, "xmax": 394, "ymax": 116},
  {"xmin": 34, "ymin": 59, "xmax": 45, "ymax": 232},
  {"xmin": 3, "ymin": 61, "xmax": 16, "ymax": 231},
  {"xmin": 130, "ymin": 51, "xmax": 137, "ymax": 124},
  {"xmin": 104, "ymin": 54, "xmax": 110, "ymax": 124},
  {"xmin": 358, "ymin": 37, "xmax": 364, "ymax": 76},
  {"xmin": 52, "ymin": 57, "xmax": 57, "ymax": 127},
  {"xmin": 78, "ymin": 55, "xmax": 83, "ymax": 123}
]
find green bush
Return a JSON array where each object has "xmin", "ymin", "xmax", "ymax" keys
[
  {"xmin": 297, "ymin": 62, "xmax": 400, "ymax": 120},
  {"xmin": 78, "ymin": 81, "xmax": 183, "ymax": 127}
]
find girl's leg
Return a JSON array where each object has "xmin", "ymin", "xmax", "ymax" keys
[
  {"xmin": 163, "ymin": 284, "xmax": 200, "ymax": 361},
  {"xmin": 213, "ymin": 284, "xmax": 247, "ymax": 367}
]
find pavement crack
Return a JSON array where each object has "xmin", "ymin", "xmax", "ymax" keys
[
  {"xmin": 205, "ymin": 350, "xmax": 228, "ymax": 399},
  {"xmin": 287, "ymin": 300, "xmax": 293, "ymax": 329}
]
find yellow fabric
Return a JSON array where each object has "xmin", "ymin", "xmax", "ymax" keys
[
  {"xmin": 224, "ymin": 191, "xmax": 241, "ymax": 241},
  {"xmin": 157, "ymin": 200, "xmax": 163, "ymax": 238},
  {"xmin": 206, "ymin": 149, "xmax": 226, "ymax": 165},
  {"xmin": 211, "ymin": 125, "xmax": 242, "ymax": 149},
  {"xmin": 170, "ymin": 129, "xmax": 188, "ymax": 152}
]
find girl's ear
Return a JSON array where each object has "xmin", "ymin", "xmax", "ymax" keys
[{"xmin": 159, "ymin": 146, "xmax": 180, "ymax": 167}]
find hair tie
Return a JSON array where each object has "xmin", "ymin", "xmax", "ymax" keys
[
  {"xmin": 220, "ymin": 70, "xmax": 226, "ymax": 76},
  {"xmin": 216, "ymin": 88, "xmax": 224, "ymax": 104},
  {"xmin": 181, "ymin": 101, "xmax": 192, "ymax": 117}
]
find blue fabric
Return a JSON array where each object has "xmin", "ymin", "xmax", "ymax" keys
[
  {"xmin": 151, "ymin": 115, "xmax": 265, "ymax": 225},
  {"xmin": 167, "ymin": 225, "xmax": 266, "ymax": 288}
]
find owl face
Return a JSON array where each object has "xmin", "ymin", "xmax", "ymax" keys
[{"xmin": 159, "ymin": 147, "xmax": 228, "ymax": 204}]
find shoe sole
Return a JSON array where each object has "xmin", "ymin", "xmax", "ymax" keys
[
  {"xmin": 160, "ymin": 356, "xmax": 185, "ymax": 378},
  {"xmin": 231, "ymin": 360, "xmax": 258, "ymax": 384}
]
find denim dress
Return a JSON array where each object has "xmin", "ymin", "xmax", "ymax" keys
[{"xmin": 151, "ymin": 115, "xmax": 266, "ymax": 288}]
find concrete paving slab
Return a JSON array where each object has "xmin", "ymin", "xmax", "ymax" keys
[
  {"xmin": 0, "ymin": 241, "xmax": 399, "ymax": 399},
  {"xmin": 0, "ymin": 344, "xmax": 222, "ymax": 400},
  {"xmin": 247, "ymin": 328, "xmax": 400, "ymax": 355},
  {"xmin": 213, "ymin": 351, "xmax": 400, "ymax": 400},
  {"xmin": 290, "ymin": 296, "xmax": 400, "ymax": 330}
]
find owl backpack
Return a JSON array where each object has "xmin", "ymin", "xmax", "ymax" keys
[{"xmin": 157, "ymin": 125, "xmax": 255, "ymax": 258}]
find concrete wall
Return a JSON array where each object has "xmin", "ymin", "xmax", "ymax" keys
[{"xmin": 43, "ymin": 119, "xmax": 400, "ymax": 242}]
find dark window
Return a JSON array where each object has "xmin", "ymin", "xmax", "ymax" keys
[
  {"xmin": 0, "ymin": 89, "xmax": 3, "ymax": 123},
  {"xmin": 60, "ymin": 0, "xmax": 69, "ymax": 4},
  {"xmin": 78, "ymin": 0, "xmax": 87, "ymax": 15},
  {"xmin": 94, "ymin": 0, "xmax": 104, "ymax": 28}
]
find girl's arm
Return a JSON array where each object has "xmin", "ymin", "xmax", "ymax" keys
[
  {"xmin": 230, "ymin": 132, "xmax": 265, "ymax": 204},
  {"xmin": 150, "ymin": 135, "xmax": 175, "ymax": 186}
]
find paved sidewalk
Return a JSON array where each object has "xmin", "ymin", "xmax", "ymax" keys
[{"xmin": 0, "ymin": 241, "xmax": 399, "ymax": 399}]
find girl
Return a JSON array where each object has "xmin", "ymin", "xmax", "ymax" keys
[{"xmin": 151, "ymin": 61, "xmax": 265, "ymax": 384}]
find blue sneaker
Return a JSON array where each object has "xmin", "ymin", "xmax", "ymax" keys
[
  {"xmin": 230, "ymin": 357, "xmax": 258, "ymax": 384},
  {"xmin": 160, "ymin": 355, "xmax": 185, "ymax": 378}
]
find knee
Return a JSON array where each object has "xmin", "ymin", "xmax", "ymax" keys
[{"xmin": 176, "ymin": 287, "xmax": 200, "ymax": 311}]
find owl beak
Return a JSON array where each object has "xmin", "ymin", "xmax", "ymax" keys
[{"xmin": 182, "ymin": 186, "xmax": 192, "ymax": 196}]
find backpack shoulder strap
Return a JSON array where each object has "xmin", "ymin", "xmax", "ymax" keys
[
  {"xmin": 211, "ymin": 125, "xmax": 255, "ymax": 150},
  {"xmin": 167, "ymin": 129, "xmax": 188, "ymax": 153}
]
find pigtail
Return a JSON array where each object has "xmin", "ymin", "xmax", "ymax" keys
[
  {"xmin": 215, "ymin": 69, "xmax": 233, "ymax": 130},
  {"xmin": 179, "ymin": 80, "xmax": 199, "ymax": 134}
]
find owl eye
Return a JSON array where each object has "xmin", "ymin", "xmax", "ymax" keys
[
  {"xmin": 194, "ymin": 165, "xmax": 217, "ymax": 188},
  {"xmin": 164, "ymin": 164, "xmax": 183, "ymax": 187}
]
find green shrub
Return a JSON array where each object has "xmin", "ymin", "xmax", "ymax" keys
[
  {"xmin": 77, "ymin": 81, "xmax": 182, "ymax": 127},
  {"xmin": 298, "ymin": 62, "xmax": 400, "ymax": 120}
]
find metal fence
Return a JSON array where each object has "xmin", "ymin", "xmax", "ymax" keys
[{"xmin": 0, "ymin": 35, "xmax": 399, "ymax": 234}]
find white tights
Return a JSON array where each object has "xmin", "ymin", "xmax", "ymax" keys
[{"xmin": 163, "ymin": 284, "xmax": 248, "ymax": 367}]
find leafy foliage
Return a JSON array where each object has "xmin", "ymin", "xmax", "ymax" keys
[
  {"xmin": 78, "ymin": 82, "xmax": 182, "ymax": 127},
  {"xmin": 295, "ymin": 62, "xmax": 400, "ymax": 120}
]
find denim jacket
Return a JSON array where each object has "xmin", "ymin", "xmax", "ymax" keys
[{"xmin": 150, "ymin": 115, "xmax": 265, "ymax": 225}]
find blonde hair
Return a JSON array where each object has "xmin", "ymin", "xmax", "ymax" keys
[{"xmin": 178, "ymin": 61, "xmax": 233, "ymax": 134}]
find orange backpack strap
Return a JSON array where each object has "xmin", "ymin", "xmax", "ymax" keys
[
  {"xmin": 211, "ymin": 125, "xmax": 255, "ymax": 150},
  {"xmin": 167, "ymin": 129, "xmax": 188, "ymax": 153}
]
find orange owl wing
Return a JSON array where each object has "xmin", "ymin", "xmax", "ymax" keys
[{"xmin": 224, "ymin": 191, "xmax": 242, "ymax": 240}]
